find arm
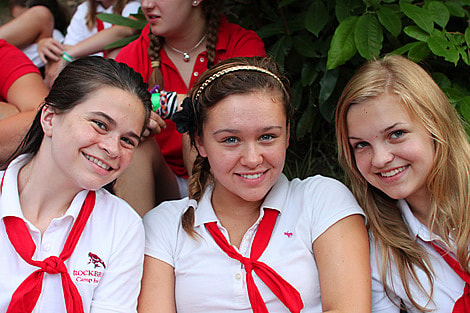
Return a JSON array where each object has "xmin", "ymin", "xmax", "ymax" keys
[
  {"xmin": 137, "ymin": 256, "xmax": 176, "ymax": 313},
  {"xmin": 0, "ymin": 72, "xmax": 48, "ymax": 162},
  {"xmin": 314, "ymin": 215, "xmax": 371, "ymax": 313},
  {"xmin": 0, "ymin": 6, "xmax": 54, "ymax": 49}
]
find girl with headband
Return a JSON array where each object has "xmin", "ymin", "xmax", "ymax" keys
[
  {"xmin": 336, "ymin": 54, "xmax": 470, "ymax": 312},
  {"xmin": 139, "ymin": 56, "xmax": 371, "ymax": 313},
  {"xmin": 113, "ymin": 0, "xmax": 266, "ymax": 216},
  {"xmin": 0, "ymin": 56, "xmax": 151, "ymax": 313}
]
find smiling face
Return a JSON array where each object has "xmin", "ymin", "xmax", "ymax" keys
[
  {"xmin": 42, "ymin": 86, "xmax": 146, "ymax": 191},
  {"xmin": 346, "ymin": 91, "xmax": 435, "ymax": 210},
  {"xmin": 196, "ymin": 90, "xmax": 289, "ymax": 207}
]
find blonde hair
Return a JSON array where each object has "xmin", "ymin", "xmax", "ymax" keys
[
  {"xmin": 86, "ymin": 0, "xmax": 128, "ymax": 30},
  {"xmin": 179, "ymin": 57, "xmax": 292, "ymax": 237},
  {"xmin": 335, "ymin": 54, "xmax": 470, "ymax": 312},
  {"xmin": 147, "ymin": 0, "xmax": 223, "ymax": 89}
]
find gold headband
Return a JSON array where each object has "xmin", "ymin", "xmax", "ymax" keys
[{"xmin": 194, "ymin": 65, "xmax": 283, "ymax": 101}]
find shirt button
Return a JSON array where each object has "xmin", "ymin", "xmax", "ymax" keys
[
  {"xmin": 235, "ymin": 273, "xmax": 242, "ymax": 280},
  {"xmin": 200, "ymin": 57, "xmax": 205, "ymax": 62},
  {"xmin": 194, "ymin": 72, "xmax": 199, "ymax": 77}
]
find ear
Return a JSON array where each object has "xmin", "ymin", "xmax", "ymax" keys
[
  {"xmin": 195, "ymin": 134, "xmax": 208, "ymax": 157},
  {"xmin": 40, "ymin": 104, "xmax": 56, "ymax": 138}
]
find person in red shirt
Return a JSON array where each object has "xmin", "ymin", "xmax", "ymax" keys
[
  {"xmin": 0, "ymin": 40, "xmax": 48, "ymax": 162},
  {"xmin": 114, "ymin": 0, "xmax": 266, "ymax": 216}
]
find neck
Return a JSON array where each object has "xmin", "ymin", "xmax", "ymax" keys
[
  {"xmin": 164, "ymin": 11, "xmax": 207, "ymax": 51},
  {"xmin": 406, "ymin": 192, "xmax": 432, "ymax": 226},
  {"xmin": 18, "ymin": 152, "xmax": 80, "ymax": 231}
]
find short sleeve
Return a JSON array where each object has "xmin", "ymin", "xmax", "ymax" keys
[{"xmin": 122, "ymin": 1, "xmax": 140, "ymax": 16}]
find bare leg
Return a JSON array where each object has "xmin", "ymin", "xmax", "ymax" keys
[
  {"xmin": 0, "ymin": 6, "xmax": 54, "ymax": 49},
  {"xmin": 114, "ymin": 137, "xmax": 181, "ymax": 217}
]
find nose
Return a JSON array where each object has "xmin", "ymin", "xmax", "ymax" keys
[
  {"xmin": 99, "ymin": 135, "xmax": 120, "ymax": 159},
  {"xmin": 240, "ymin": 142, "xmax": 263, "ymax": 168},
  {"xmin": 141, "ymin": 0, "xmax": 154, "ymax": 10},
  {"xmin": 371, "ymin": 144, "xmax": 394, "ymax": 168}
]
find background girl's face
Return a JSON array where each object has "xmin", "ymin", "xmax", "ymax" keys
[
  {"xmin": 141, "ymin": 0, "xmax": 196, "ymax": 37},
  {"xmin": 196, "ymin": 90, "xmax": 289, "ymax": 206},
  {"xmin": 43, "ymin": 86, "xmax": 146, "ymax": 191},
  {"xmin": 346, "ymin": 92, "xmax": 435, "ymax": 210}
]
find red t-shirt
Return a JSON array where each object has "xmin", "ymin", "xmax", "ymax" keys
[
  {"xmin": 116, "ymin": 18, "xmax": 266, "ymax": 177},
  {"xmin": 0, "ymin": 40, "xmax": 40, "ymax": 102}
]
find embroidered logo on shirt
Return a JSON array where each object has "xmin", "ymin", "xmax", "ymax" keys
[
  {"xmin": 284, "ymin": 231, "xmax": 293, "ymax": 238},
  {"xmin": 88, "ymin": 252, "xmax": 106, "ymax": 268}
]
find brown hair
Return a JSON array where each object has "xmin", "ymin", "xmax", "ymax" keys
[{"xmin": 335, "ymin": 54, "xmax": 470, "ymax": 311}]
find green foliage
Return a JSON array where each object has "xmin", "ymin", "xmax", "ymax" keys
[
  {"xmin": 224, "ymin": 0, "xmax": 470, "ymax": 179},
  {"xmin": 97, "ymin": 9, "xmax": 146, "ymax": 50}
]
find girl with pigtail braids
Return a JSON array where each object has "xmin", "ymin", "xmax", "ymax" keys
[
  {"xmin": 114, "ymin": 0, "xmax": 266, "ymax": 216},
  {"xmin": 139, "ymin": 56, "xmax": 371, "ymax": 313}
]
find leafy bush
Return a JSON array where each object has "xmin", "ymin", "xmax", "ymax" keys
[{"xmin": 225, "ymin": 0, "xmax": 470, "ymax": 179}]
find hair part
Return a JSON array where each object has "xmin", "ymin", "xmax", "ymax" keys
[
  {"xmin": 181, "ymin": 56, "xmax": 292, "ymax": 237},
  {"xmin": 335, "ymin": 54, "xmax": 470, "ymax": 311}
]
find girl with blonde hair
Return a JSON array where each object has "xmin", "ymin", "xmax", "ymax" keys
[{"xmin": 336, "ymin": 54, "xmax": 470, "ymax": 312}]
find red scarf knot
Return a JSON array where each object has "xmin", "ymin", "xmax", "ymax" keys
[
  {"xmin": 242, "ymin": 257, "xmax": 254, "ymax": 272},
  {"xmin": 41, "ymin": 256, "xmax": 67, "ymax": 274}
]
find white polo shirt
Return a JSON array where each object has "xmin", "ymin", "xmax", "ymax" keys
[
  {"xmin": 0, "ymin": 155, "xmax": 145, "ymax": 313},
  {"xmin": 63, "ymin": 0, "xmax": 141, "ymax": 56},
  {"xmin": 143, "ymin": 174, "xmax": 364, "ymax": 313},
  {"xmin": 371, "ymin": 199, "xmax": 466, "ymax": 312}
]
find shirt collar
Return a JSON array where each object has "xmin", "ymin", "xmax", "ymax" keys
[
  {"xmin": 398, "ymin": 199, "xmax": 440, "ymax": 242},
  {"xmin": 193, "ymin": 174, "xmax": 289, "ymax": 228},
  {"xmin": 0, "ymin": 154, "xmax": 89, "ymax": 223}
]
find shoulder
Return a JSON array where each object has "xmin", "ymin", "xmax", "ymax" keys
[
  {"xmin": 143, "ymin": 197, "xmax": 192, "ymax": 230},
  {"xmin": 122, "ymin": 1, "xmax": 141, "ymax": 15},
  {"xmin": 73, "ymin": 1, "xmax": 90, "ymax": 16},
  {"xmin": 217, "ymin": 17, "xmax": 265, "ymax": 57},
  {"xmin": 289, "ymin": 175, "xmax": 356, "ymax": 199}
]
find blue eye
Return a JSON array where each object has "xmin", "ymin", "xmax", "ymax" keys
[
  {"xmin": 222, "ymin": 137, "xmax": 239, "ymax": 144},
  {"xmin": 93, "ymin": 120, "xmax": 107, "ymax": 130},
  {"xmin": 260, "ymin": 134, "xmax": 274, "ymax": 141},
  {"xmin": 353, "ymin": 142, "xmax": 369, "ymax": 149},
  {"xmin": 390, "ymin": 130, "xmax": 405, "ymax": 139},
  {"xmin": 121, "ymin": 136, "xmax": 137, "ymax": 148}
]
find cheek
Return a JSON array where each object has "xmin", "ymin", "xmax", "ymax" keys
[{"xmin": 353, "ymin": 152, "xmax": 370, "ymax": 177}]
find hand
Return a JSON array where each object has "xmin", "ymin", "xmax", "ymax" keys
[
  {"xmin": 45, "ymin": 59, "xmax": 67, "ymax": 89},
  {"xmin": 37, "ymin": 37, "xmax": 64, "ymax": 64},
  {"xmin": 142, "ymin": 111, "xmax": 167, "ymax": 137}
]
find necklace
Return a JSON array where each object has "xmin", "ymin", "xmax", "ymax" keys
[{"xmin": 165, "ymin": 33, "xmax": 207, "ymax": 62}]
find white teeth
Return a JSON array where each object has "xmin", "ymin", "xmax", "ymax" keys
[
  {"xmin": 85, "ymin": 154, "xmax": 111, "ymax": 170},
  {"xmin": 380, "ymin": 166, "xmax": 407, "ymax": 177},
  {"xmin": 240, "ymin": 173, "xmax": 263, "ymax": 179}
]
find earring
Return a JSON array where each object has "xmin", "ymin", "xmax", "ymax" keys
[{"xmin": 192, "ymin": 0, "xmax": 198, "ymax": 5}]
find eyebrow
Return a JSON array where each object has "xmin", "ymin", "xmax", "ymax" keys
[
  {"xmin": 348, "ymin": 122, "xmax": 404, "ymax": 141},
  {"xmin": 91, "ymin": 111, "xmax": 141, "ymax": 141},
  {"xmin": 213, "ymin": 125, "xmax": 283, "ymax": 136}
]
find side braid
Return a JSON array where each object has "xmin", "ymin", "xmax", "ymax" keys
[
  {"xmin": 182, "ymin": 155, "xmax": 212, "ymax": 237},
  {"xmin": 202, "ymin": 1, "xmax": 223, "ymax": 68},
  {"xmin": 85, "ymin": 0, "xmax": 97, "ymax": 30},
  {"xmin": 148, "ymin": 33, "xmax": 164, "ymax": 89}
]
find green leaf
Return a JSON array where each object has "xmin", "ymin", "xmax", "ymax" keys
[
  {"xmin": 327, "ymin": 16, "xmax": 358, "ymax": 69},
  {"xmin": 319, "ymin": 68, "xmax": 339, "ymax": 105},
  {"xmin": 104, "ymin": 34, "xmax": 140, "ymax": 50},
  {"xmin": 442, "ymin": 87, "xmax": 464, "ymax": 105},
  {"xmin": 257, "ymin": 22, "xmax": 286, "ymax": 39},
  {"xmin": 335, "ymin": 0, "xmax": 363, "ymax": 22},
  {"xmin": 305, "ymin": 1, "xmax": 328, "ymax": 37},
  {"xmin": 432, "ymin": 72, "xmax": 452, "ymax": 89},
  {"xmin": 465, "ymin": 28, "xmax": 470, "ymax": 48},
  {"xmin": 458, "ymin": 96, "xmax": 470, "ymax": 122},
  {"xmin": 301, "ymin": 62, "xmax": 319, "ymax": 87},
  {"xmin": 377, "ymin": 6, "xmax": 401, "ymax": 37},
  {"xmin": 400, "ymin": 2, "xmax": 434, "ymax": 34},
  {"xmin": 97, "ymin": 13, "xmax": 147, "ymax": 29},
  {"xmin": 445, "ymin": 2, "xmax": 465, "ymax": 17},
  {"xmin": 403, "ymin": 25, "xmax": 430, "ymax": 42},
  {"xmin": 296, "ymin": 104, "xmax": 315, "ymax": 139},
  {"xmin": 427, "ymin": 30, "xmax": 459, "ymax": 64},
  {"xmin": 427, "ymin": 1, "xmax": 449, "ymax": 28},
  {"xmin": 391, "ymin": 42, "xmax": 417, "ymax": 55},
  {"xmin": 293, "ymin": 35, "xmax": 321, "ymax": 58},
  {"xmin": 269, "ymin": 35, "xmax": 293, "ymax": 67},
  {"xmin": 407, "ymin": 41, "xmax": 430, "ymax": 62},
  {"xmin": 354, "ymin": 14, "xmax": 383, "ymax": 59}
]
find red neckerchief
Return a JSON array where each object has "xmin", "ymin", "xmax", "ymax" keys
[
  {"xmin": 431, "ymin": 242, "xmax": 470, "ymax": 312},
  {"xmin": 1, "ymin": 167, "xmax": 95, "ymax": 313},
  {"xmin": 205, "ymin": 208, "xmax": 303, "ymax": 313}
]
